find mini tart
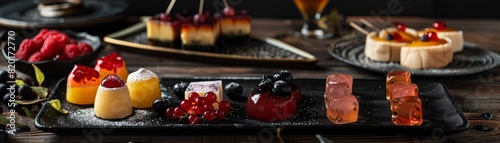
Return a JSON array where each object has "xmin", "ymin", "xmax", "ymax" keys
[
  {"xmin": 146, "ymin": 16, "xmax": 182, "ymax": 47},
  {"xmin": 400, "ymin": 37, "xmax": 453, "ymax": 69},
  {"xmin": 420, "ymin": 28, "xmax": 463, "ymax": 53},
  {"xmin": 365, "ymin": 31, "xmax": 412, "ymax": 62}
]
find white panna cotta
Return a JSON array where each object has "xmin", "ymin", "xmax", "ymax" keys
[{"xmin": 94, "ymin": 75, "xmax": 133, "ymax": 120}]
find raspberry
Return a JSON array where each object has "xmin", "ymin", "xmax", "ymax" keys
[
  {"xmin": 63, "ymin": 42, "xmax": 92, "ymax": 60},
  {"xmin": 55, "ymin": 54, "xmax": 69, "ymax": 61},
  {"xmin": 40, "ymin": 34, "xmax": 68, "ymax": 59},
  {"xmin": 28, "ymin": 52, "xmax": 50, "ymax": 62},
  {"xmin": 15, "ymin": 39, "xmax": 41, "ymax": 61}
]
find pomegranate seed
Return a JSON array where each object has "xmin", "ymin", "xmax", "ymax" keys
[
  {"xmin": 205, "ymin": 92, "xmax": 217, "ymax": 104},
  {"xmin": 180, "ymin": 100, "xmax": 192, "ymax": 111},
  {"xmin": 426, "ymin": 32, "xmax": 439, "ymax": 41},
  {"xmin": 203, "ymin": 110, "xmax": 215, "ymax": 121},
  {"xmin": 188, "ymin": 115, "xmax": 199, "ymax": 124},
  {"xmin": 215, "ymin": 110, "xmax": 226, "ymax": 120},
  {"xmin": 432, "ymin": 21, "xmax": 446, "ymax": 30},
  {"xmin": 219, "ymin": 100, "xmax": 231, "ymax": 112}
]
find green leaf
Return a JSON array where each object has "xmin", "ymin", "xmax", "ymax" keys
[
  {"xmin": 32, "ymin": 64, "xmax": 45, "ymax": 86},
  {"xmin": 49, "ymin": 99, "xmax": 68, "ymax": 114},
  {"xmin": 23, "ymin": 107, "xmax": 35, "ymax": 119},
  {"xmin": 16, "ymin": 79, "xmax": 25, "ymax": 86},
  {"xmin": 31, "ymin": 86, "xmax": 49, "ymax": 99},
  {"xmin": 14, "ymin": 98, "xmax": 47, "ymax": 105}
]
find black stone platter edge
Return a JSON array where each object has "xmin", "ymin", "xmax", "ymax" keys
[{"xmin": 35, "ymin": 77, "xmax": 469, "ymax": 135}]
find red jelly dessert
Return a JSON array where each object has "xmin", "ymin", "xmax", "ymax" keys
[
  {"xmin": 94, "ymin": 52, "xmax": 129, "ymax": 82},
  {"xmin": 246, "ymin": 70, "xmax": 302, "ymax": 122}
]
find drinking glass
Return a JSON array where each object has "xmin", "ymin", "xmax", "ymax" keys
[{"xmin": 293, "ymin": 0, "xmax": 332, "ymax": 39}]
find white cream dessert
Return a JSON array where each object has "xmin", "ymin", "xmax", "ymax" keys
[
  {"xmin": 147, "ymin": 13, "xmax": 182, "ymax": 47},
  {"xmin": 365, "ymin": 23, "xmax": 418, "ymax": 62},
  {"xmin": 184, "ymin": 80, "xmax": 223, "ymax": 109},
  {"xmin": 181, "ymin": 13, "xmax": 219, "ymax": 52},
  {"xmin": 420, "ymin": 21, "xmax": 464, "ymax": 53},
  {"xmin": 94, "ymin": 74, "xmax": 133, "ymax": 120},
  {"xmin": 400, "ymin": 32, "xmax": 453, "ymax": 69}
]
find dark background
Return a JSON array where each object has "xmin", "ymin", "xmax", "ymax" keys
[{"xmin": 126, "ymin": 0, "xmax": 500, "ymax": 19}]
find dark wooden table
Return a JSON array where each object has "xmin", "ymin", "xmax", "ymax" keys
[{"xmin": 1, "ymin": 16, "xmax": 500, "ymax": 142}]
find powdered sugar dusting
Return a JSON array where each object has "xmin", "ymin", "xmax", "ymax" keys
[
  {"xmin": 67, "ymin": 108, "xmax": 156, "ymax": 127},
  {"xmin": 127, "ymin": 68, "xmax": 159, "ymax": 83}
]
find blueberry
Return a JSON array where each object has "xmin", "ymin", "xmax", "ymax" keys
[
  {"xmin": 173, "ymin": 82, "xmax": 188, "ymax": 98},
  {"xmin": 153, "ymin": 98, "xmax": 171, "ymax": 116},
  {"xmin": 3, "ymin": 93, "xmax": 13, "ymax": 107},
  {"xmin": 18, "ymin": 84, "xmax": 36, "ymax": 100},
  {"xmin": 225, "ymin": 82, "xmax": 243, "ymax": 99},
  {"xmin": 0, "ymin": 83, "xmax": 8, "ymax": 97},
  {"xmin": 276, "ymin": 70, "xmax": 293, "ymax": 82},
  {"xmin": 385, "ymin": 34, "xmax": 394, "ymax": 40},
  {"xmin": 480, "ymin": 113, "xmax": 493, "ymax": 120},
  {"xmin": 0, "ymin": 71, "xmax": 10, "ymax": 83},
  {"xmin": 420, "ymin": 35, "xmax": 429, "ymax": 41},
  {"xmin": 258, "ymin": 80, "xmax": 273, "ymax": 91},
  {"xmin": 261, "ymin": 75, "xmax": 274, "ymax": 82},
  {"xmin": 273, "ymin": 80, "xmax": 291, "ymax": 97}
]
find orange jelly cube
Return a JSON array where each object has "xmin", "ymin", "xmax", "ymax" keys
[
  {"xmin": 386, "ymin": 71, "xmax": 411, "ymax": 101},
  {"xmin": 66, "ymin": 65, "xmax": 100, "ymax": 105}
]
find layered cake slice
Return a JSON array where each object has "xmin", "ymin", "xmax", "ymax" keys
[
  {"xmin": 181, "ymin": 13, "xmax": 220, "ymax": 52},
  {"xmin": 147, "ymin": 13, "xmax": 183, "ymax": 47},
  {"xmin": 216, "ymin": 7, "xmax": 251, "ymax": 43}
]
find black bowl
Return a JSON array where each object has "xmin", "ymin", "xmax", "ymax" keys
[{"xmin": 1, "ymin": 30, "xmax": 103, "ymax": 78}]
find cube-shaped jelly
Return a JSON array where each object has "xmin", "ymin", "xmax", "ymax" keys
[
  {"xmin": 387, "ymin": 81, "xmax": 419, "ymax": 111},
  {"xmin": 326, "ymin": 73, "xmax": 353, "ymax": 96},
  {"xmin": 391, "ymin": 96, "xmax": 423, "ymax": 126},
  {"xmin": 325, "ymin": 95, "xmax": 359, "ymax": 124},
  {"xmin": 386, "ymin": 71, "xmax": 411, "ymax": 100}
]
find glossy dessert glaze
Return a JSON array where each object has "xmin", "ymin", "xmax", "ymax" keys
[
  {"xmin": 246, "ymin": 84, "xmax": 301, "ymax": 122},
  {"xmin": 66, "ymin": 65, "xmax": 100, "ymax": 105},
  {"xmin": 94, "ymin": 52, "xmax": 129, "ymax": 82}
]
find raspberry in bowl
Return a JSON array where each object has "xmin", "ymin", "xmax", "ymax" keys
[{"xmin": 1, "ymin": 29, "xmax": 103, "ymax": 78}]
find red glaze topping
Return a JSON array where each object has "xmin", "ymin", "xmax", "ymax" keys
[
  {"xmin": 426, "ymin": 32, "xmax": 439, "ymax": 41},
  {"xmin": 246, "ymin": 84, "xmax": 301, "ymax": 122},
  {"xmin": 393, "ymin": 22, "xmax": 406, "ymax": 32},
  {"xmin": 432, "ymin": 21, "xmax": 446, "ymax": 30},
  {"xmin": 101, "ymin": 74, "xmax": 125, "ymax": 88},
  {"xmin": 95, "ymin": 52, "xmax": 124, "ymax": 72},
  {"xmin": 69, "ymin": 65, "xmax": 100, "ymax": 84}
]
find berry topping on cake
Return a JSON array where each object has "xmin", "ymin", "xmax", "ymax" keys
[
  {"xmin": 223, "ymin": 7, "xmax": 235, "ymax": 16},
  {"xmin": 69, "ymin": 65, "xmax": 100, "ymax": 84},
  {"xmin": 96, "ymin": 52, "xmax": 125, "ymax": 71},
  {"xmin": 101, "ymin": 74, "xmax": 125, "ymax": 88},
  {"xmin": 420, "ymin": 35, "xmax": 429, "ymax": 41},
  {"xmin": 393, "ymin": 22, "xmax": 407, "ymax": 31},
  {"xmin": 432, "ymin": 21, "xmax": 446, "ymax": 30},
  {"xmin": 426, "ymin": 32, "xmax": 439, "ymax": 41}
]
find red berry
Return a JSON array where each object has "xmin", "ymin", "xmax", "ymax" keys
[
  {"xmin": 16, "ymin": 39, "xmax": 42, "ymax": 61},
  {"xmin": 100, "ymin": 74, "xmax": 125, "ymax": 88},
  {"xmin": 432, "ymin": 21, "xmax": 446, "ymax": 30},
  {"xmin": 203, "ymin": 104, "xmax": 214, "ymax": 111},
  {"xmin": 392, "ymin": 33, "xmax": 403, "ymax": 41},
  {"xmin": 188, "ymin": 115, "xmax": 199, "ymax": 124},
  {"xmin": 193, "ymin": 14, "xmax": 206, "ymax": 23},
  {"xmin": 393, "ymin": 22, "xmax": 406, "ymax": 32},
  {"xmin": 165, "ymin": 107, "xmax": 176, "ymax": 119},
  {"xmin": 426, "ymin": 32, "xmax": 439, "ymax": 41},
  {"xmin": 40, "ymin": 34, "xmax": 67, "ymax": 59},
  {"xmin": 195, "ymin": 97, "xmax": 206, "ymax": 106},
  {"xmin": 205, "ymin": 92, "xmax": 217, "ymax": 104},
  {"xmin": 223, "ymin": 7, "xmax": 235, "ymax": 16},
  {"xmin": 95, "ymin": 52, "xmax": 125, "ymax": 71},
  {"xmin": 28, "ymin": 52, "xmax": 50, "ymax": 62},
  {"xmin": 215, "ymin": 110, "xmax": 226, "ymax": 120},
  {"xmin": 219, "ymin": 100, "xmax": 231, "ymax": 112},
  {"xmin": 193, "ymin": 105, "xmax": 204, "ymax": 115},
  {"xmin": 173, "ymin": 107, "xmax": 184, "ymax": 117},
  {"xmin": 203, "ymin": 110, "xmax": 215, "ymax": 121},
  {"xmin": 188, "ymin": 92, "xmax": 200, "ymax": 103},
  {"xmin": 180, "ymin": 100, "xmax": 193, "ymax": 111}
]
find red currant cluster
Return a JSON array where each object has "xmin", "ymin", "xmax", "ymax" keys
[{"xmin": 164, "ymin": 92, "xmax": 231, "ymax": 124}]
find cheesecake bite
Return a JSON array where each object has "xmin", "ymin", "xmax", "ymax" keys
[
  {"xmin": 94, "ymin": 74, "xmax": 133, "ymax": 120},
  {"xmin": 181, "ymin": 13, "xmax": 220, "ymax": 52},
  {"xmin": 216, "ymin": 7, "xmax": 251, "ymax": 43},
  {"xmin": 66, "ymin": 65, "xmax": 100, "ymax": 105},
  {"xmin": 400, "ymin": 32, "xmax": 453, "ymax": 69},
  {"xmin": 127, "ymin": 68, "xmax": 161, "ymax": 108},
  {"xmin": 94, "ymin": 52, "xmax": 129, "ymax": 82},
  {"xmin": 147, "ymin": 13, "xmax": 183, "ymax": 47}
]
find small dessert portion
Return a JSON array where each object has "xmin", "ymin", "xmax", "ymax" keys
[
  {"xmin": 216, "ymin": 6, "xmax": 251, "ymax": 43},
  {"xmin": 127, "ymin": 68, "xmax": 161, "ymax": 108},
  {"xmin": 400, "ymin": 32, "xmax": 453, "ymax": 69},
  {"xmin": 94, "ymin": 74, "xmax": 133, "ymax": 120},
  {"xmin": 184, "ymin": 80, "xmax": 222, "ymax": 109},
  {"xmin": 147, "ymin": 13, "xmax": 183, "ymax": 47},
  {"xmin": 66, "ymin": 65, "xmax": 100, "ymax": 105},
  {"xmin": 420, "ymin": 21, "xmax": 464, "ymax": 52},
  {"xmin": 324, "ymin": 73, "xmax": 358, "ymax": 124},
  {"xmin": 385, "ymin": 70, "xmax": 411, "ymax": 101},
  {"xmin": 181, "ymin": 13, "xmax": 219, "ymax": 52},
  {"xmin": 387, "ymin": 81, "xmax": 422, "ymax": 126},
  {"xmin": 94, "ymin": 52, "xmax": 129, "ymax": 82},
  {"xmin": 246, "ymin": 70, "xmax": 301, "ymax": 122},
  {"xmin": 364, "ymin": 23, "xmax": 418, "ymax": 62}
]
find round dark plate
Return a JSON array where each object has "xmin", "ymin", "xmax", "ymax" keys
[
  {"xmin": 328, "ymin": 36, "xmax": 500, "ymax": 76},
  {"xmin": 0, "ymin": 0, "xmax": 128, "ymax": 28},
  {"xmin": 1, "ymin": 30, "xmax": 103, "ymax": 78}
]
